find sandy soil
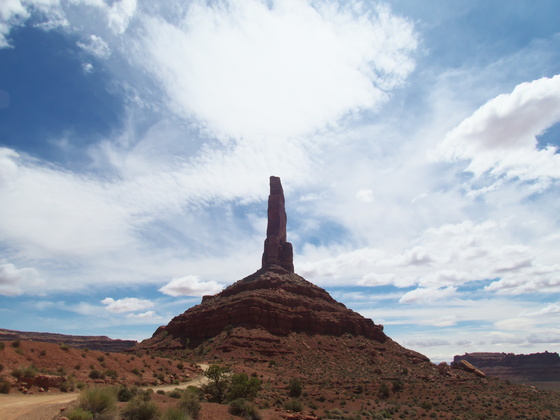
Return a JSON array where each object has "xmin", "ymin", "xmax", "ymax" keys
[{"xmin": 0, "ymin": 364, "xmax": 210, "ymax": 420}]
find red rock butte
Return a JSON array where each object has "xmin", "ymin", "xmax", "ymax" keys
[{"xmin": 138, "ymin": 176, "xmax": 387, "ymax": 350}]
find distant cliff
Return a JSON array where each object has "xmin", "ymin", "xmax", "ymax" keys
[
  {"xmin": 453, "ymin": 352, "xmax": 560, "ymax": 382},
  {"xmin": 0, "ymin": 328, "xmax": 137, "ymax": 352}
]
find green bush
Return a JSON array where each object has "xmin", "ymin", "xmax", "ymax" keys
[
  {"xmin": 226, "ymin": 373, "xmax": 260, "ymax": 402},
  {"xmin": 60, "ymin": 343, "xmax": 70, "ymax": 351},
  {"xmin": 378, "ymin": 383, "xmax": 390, "ymax": 399},
  {"xmin": 11, "ymin": 364, "xmax": 38, "ymax": 380},
  {"xmin": 168, "ymin": 389, "xmax": 182, "ymax": 399},
  {"xmin": 78, "ymin": 386, "xmax": 117, "ymax": 419},
  {"xmin": 104, "ymin": 369, "xmax": 118, "ymax": 381},
  {"xmin": 66, "ymin": 407, "xmax": 94, "ymax": 420},
  {"xmin": 0, "ymin": 380, "xmax": 11, "ymax": 394},
  {"xmin": 204, "ymin": 365, "xmax": 230, "ymax": 403},
  {"xmin": 287, "ymin": 378, "xmax": 302, "ymax": 397},
  {"xmin": 179, "ymin": 389, "xmax": 201, "ymax": 419},
  {"xmin": 162, "ymin": 407, "xmax": 191, "ymax": 420},
  {"xmin": 229, "ymin": 398, "xmax": 262, "ymax": 420},
  {"xmin": 283, "ymin": 399, "xmax": 303, "ymax": 412},
  {"xmin": 60, "ymin": 379, "xmax": 76, "ymax": 392},
  {"xmin": 118, "ymin": 386, "xmax": 134, "ymax": 402},
  {"xmin": 121, "ymin": 397, "xmax": 159, "ymax": 420},
  {"xmin": 89, "ymin": 369, "xmax": 105, "ymax": 380},
  {"xmin": 0, "ymin": 342, "xmax": 5, "ymax": 350}
]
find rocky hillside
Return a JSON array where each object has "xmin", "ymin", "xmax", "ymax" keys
[
  {"xmin": 0, "ymin": 328, "xmax": 136, "ymax": 352},
  {"xmin": 454, "ymin": 351, "xmax": 560, "ymax": 383}
]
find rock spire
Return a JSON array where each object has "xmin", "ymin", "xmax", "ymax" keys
[{"xmin": 261, "ymin": 176, "xmax": 294, "ymax": 272}]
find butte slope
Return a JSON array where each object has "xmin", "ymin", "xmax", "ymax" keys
[{"xmin": 137, "ymin": 176, "xmax": 391, "ymax": 354}]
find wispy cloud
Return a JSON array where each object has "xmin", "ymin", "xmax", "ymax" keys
[{"xmin": 101, "ymin": 297, "xmax": 154, "ymax": 313}]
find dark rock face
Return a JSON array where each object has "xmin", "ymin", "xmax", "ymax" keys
[
  {"xmin": 453, "ymin": 352, "xmax": 560, "ymax": 382},
  {"xmin": 262, "ymin": 176, "xmax": 294, "ymax": 272}
]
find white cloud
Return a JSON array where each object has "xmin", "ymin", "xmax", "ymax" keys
[
  {"xmin": 77, "ymin": 34, "xmax": 111, "ymax": 59},
  {"xmin": 355, "ymin": 189, "xmax": 374, "ymax": 203},
  {"xmin": 0, "ymin": 262, "xmax": 43, "ymax": 296},
  {"xmin": 136, "ymin": 0, "xmax": 417, "ymax": 140},
  {"xmin": 126, "ymin": 310, "xmax": 159, "ymax": 320},
  {"xmin": 159, "ymin": 275, "xmax": 224, "ymax": 297},
  {"xmin": 399, "ymin": 286, "xmax": 457, "ymax": 304},
  {"xmin": 0, "ymin": 148, "xmax": 134, "ymax": 259},
  {"xmin": 434, "ymin": 75, "xmax": 560, "ymax": 186},
  {"xmin": 300, "ymin": 219, "xmax": 560, "ymax": 296},
  {"xmin": 101, "ymin": 297, "xmax": 154, "ymax": 313}
]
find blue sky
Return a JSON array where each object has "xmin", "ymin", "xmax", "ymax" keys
[{"xmin": 1, "ymin": 0, "xmax": 559, "ymax": 363}]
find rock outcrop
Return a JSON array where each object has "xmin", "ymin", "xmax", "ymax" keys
[
  {"xmin": 262, "ymin": 176, "xmax": 294, "ymax": 272},
  {"xmin": 138, "ymin": 176, "xmax": 386, "ymax": 351},
  {"xmin": 453, "ymin": 352, "xmax": 560, "ymax": 383}
]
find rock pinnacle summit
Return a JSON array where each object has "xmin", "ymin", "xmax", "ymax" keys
[{"xmin": 261, "ymin": 176, "xmax": 294, "ymax": 272}]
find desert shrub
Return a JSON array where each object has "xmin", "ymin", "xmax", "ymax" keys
[
  {"xmin": 0, "ymin": 342, "xmax": 5, "ymax": 350},
  {"xmin": 392, "ymin": 379, "xmax": 404, "ymax": 392},
  {"xmin": 157, "ymin": 389, "xmax": 165, "ymax": 395},
  {"xmin": 104, "ymin": 369, "xmax": 118, "ymax": 381},
  {"xmin": 11, "ymin": 364, "xmax": 38, "ymax": 380},
  {"xmin": 40, "ymin": 349, "xmax": 47, "ymax": 356},
  {"xmin": 118, "ymin": 386, "xmax": 134, "ymax": 402},
  {"xmin": 287, "ymin": 378, "xmax": 302, "ymax": 397},
  {"xmin": 60, "ymin": 343, "xmax": 70, "ymax": 351},
  {"xmin": 98, "ymin": 355, "xmax": 105, "ymax": 362},
  {"xmin": 66, "ymin": 407, "xmax": 94, "ymax": 420},
  {"xmin": 162, "ymin": 407, "xmax": 191, "ymax": 420},
  {"xmin": 229, "ymin": 398, "xmax": 262, "ymax": 420},
  {"xmin": 89, "ymin": 369, "xmax": 105, "ymax": 380},
  {"xmin": 226, "ymin": 373, "xmax": 260, "ymax": 402},
  {"xmin": 78, "ymin": 386, "xmax": 117, "ymax": 419},
  {"xmin": 60, "ymin": 379, "xmax": 76, "ymax": 392},
  {"xmin": 204, "ymin": 365, "xmax": 230, "ymax": 403},
  {"xmin": 0, "ymin": 363, "xmax": 3, "ymax": 372},
  {"xmin": 121, "ymin": 397, "xmax": 159, "ymax": 420},
  {"xmin": 378, "ymin": 383, "xmax": 390, "ymax": 399},
  {"xmin": 283, "ymin": 399, "xmax": 303, "ymax": 412},
  {"xmin": 0, "ymin": 379, "xmax": 11, "ymax": 394},
  {"xmin": 177, "ymin": 362, "xmax": 185, "ymax": 370},
  {"xmin": 11, "ymin": 340, "xmax": 21, "ymax": 348},
  {"xmin": 179, "ymin": 389, "xmax": 201, "ymax": 419},
  {"xmin": 132, "ymin": 368, "xmax": 141, "ymax": 376},
  {"xmin": 168, "ymin": 389, "xmax": 182, "ymax": 399}
]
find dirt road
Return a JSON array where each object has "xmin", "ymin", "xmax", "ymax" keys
[{"xmin": 0, "ymin": 364, "xmax": 211, "ymax": 420}]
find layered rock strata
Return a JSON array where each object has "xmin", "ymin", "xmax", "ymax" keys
[{"xmin": 143, "ymin": 268, "xmax": 387, "ymax": 349}]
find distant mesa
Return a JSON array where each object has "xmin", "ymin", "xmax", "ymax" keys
[
  {"xmin": 0, "ymin": 328, "xmax": 136, "ymax": 352},
  {"xmin": 137, "ymin": 176, "xmax": 389, "ymax": 351},
  {"xmin": 453, "ymin": 351, "xmax": 560, "ymax": 383}
]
